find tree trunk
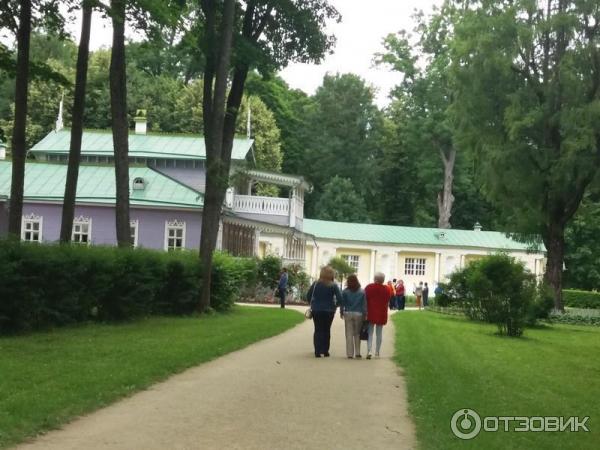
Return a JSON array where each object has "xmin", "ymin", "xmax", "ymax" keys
[
  {"xmin": 60, "ymin": 2, "xmax": 92, "ymax": 243},
  {"xmin": 544, "ymin": 221, "xmax": 565, "ymax": 311},
  {"xmin": 198, "ymin": 0, "xmax": 236, "ymax": 312},
  {"xmin": 109, "ymin": 0, "xmax": 131, "ymax": 247},
  {"xmin": 7, "ymin": 0, "xmax": 32, "ymax": 237},
  {"xmin": 437, "ymin": 147, "xmax": 456, "ymax": 229}
]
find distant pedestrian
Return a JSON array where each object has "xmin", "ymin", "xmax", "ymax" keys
[
  {"xmin": 389, "ymin": 278, "xmax": 398, "ymax": 310},
  {"xmin": 341, "ymin": 274, "xmax": 367, "ymax": 359},
  {"xmin": 306, "ymin": 266, "xmax": 343, "ymax": 358},
  {"xmin": 395, "ymin": 279, "xmax": 406, "ymax": 310},
  {"xmin": 365, "ymin": 272, "xmax": 391, "ymax": 359},
  {"xmin": 423, "ymin": 282, "xmax": 429, "ymax": 307},
  {"xmin": 277, "ymin": 268, "xmax": 288, "ymax": 308},
  {"xmin": 414, "ymin": 282, "xmax": 423, "ymax": 310},
  {"xmin": 386, "ymin": 280, "xmax": 395, "ymax": 309}
]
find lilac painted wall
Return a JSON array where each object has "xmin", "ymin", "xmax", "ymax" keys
[
  {"xmin": 19, "ymin": 202, "xmax": 202, "ymax": 251},
  {"xmin": 152, "ymin": 166, "xmax": 206, "ymax": 192}
]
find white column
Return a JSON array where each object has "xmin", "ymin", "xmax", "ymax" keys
[
  {"xmin": 289, "ymin": 188, "xmax": 297, "ymax": 228},
  {"xmin": 370, "ymin": 250, "xmax": 377, "ymax": 281},
  {"xmin": 254, "ymin": 229, "xmax": 261, "ymax": 256},
  {"xmin": 312, "ymin": 244, "xmax": 319, "ymax": 278},
  {"xmin": 216, "ymin": 219, "xmax": 224, "ymax": 250},
  {"xmin": 225, "ymin": 187, "xmax": 234, "ymax": 208},
  {"xmin": 434, "ymin": 253, "xmax": 441, "ymax": 284}
]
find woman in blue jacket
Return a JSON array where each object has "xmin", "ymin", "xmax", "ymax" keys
[{"xmin": 306, "ymin": 266, "xmax": 343, "ymax": 358}]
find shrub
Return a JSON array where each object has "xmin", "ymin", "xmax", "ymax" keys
[
  {"xmin": 562, "ymin": 289, "xmax": 600, "ymax": 309},
  {"xmin": 327, "ymin": 256, "xmax": 354, "ymax": 283},
  {"xmin": 433, "ymin": 283, "xmax": 453, "ymax": 307},
  {"xmin": 287, "ymin": 263, "xmax": 311, "ymax": 300},
  {"xmin": 257, "ymin": 255, "xmax": 282, "ymax": 289},
  {"xmin": 445, "ymin": 254, "xmax": 538, "ymax": 337},
  {"xmin": 0, "ymin": 241, "xmax": 251, "ymax": 334}
]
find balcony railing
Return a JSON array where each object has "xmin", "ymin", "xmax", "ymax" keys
[{"xmin": 233, "ymin": 195, "xmax": 290, "ymax": 216}]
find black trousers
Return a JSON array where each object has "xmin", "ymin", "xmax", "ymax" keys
[
  {"xmin": 278, "ymin": 289, "xmax": 286, "ymax": 308},
  {"xmin": 312, "ymin": 311, "xmax": 335, "ymax": 355}
]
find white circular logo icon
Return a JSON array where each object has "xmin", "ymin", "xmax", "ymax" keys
[{"xmin": 451, "ymin": 409, "xmax": 482, "ymax": 440}]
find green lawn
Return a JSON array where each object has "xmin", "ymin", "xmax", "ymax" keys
[
  {"xmin": 0, "ymin": 306, "xmax": 303, "ymax": 448},
  {"xmin": 393, "ymin": 311, "xmax": 600, "ymax": 450}
]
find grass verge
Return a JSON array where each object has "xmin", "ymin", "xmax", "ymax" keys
[
  {"xmin": 393, "ymin": 311, "xmax": 600, "ymax": 450},
  {"xmin": 0, "ymin": 306, "xmax": 303, "ymax": 448}
]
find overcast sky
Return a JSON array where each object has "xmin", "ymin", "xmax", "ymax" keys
[{"xmin": 80, "ymin": 0, "xmax": 442, "ymax": 107}]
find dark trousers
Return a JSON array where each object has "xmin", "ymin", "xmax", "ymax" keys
[
  {"xmin": 278, "ymin": 289, "xmax": 286, "ymax": 308},
  {"xmin": 312, "ymin": 311, "xmax": 335, "ymax": 355},
  {"xmin": 397, "ymin": 295, "xmax": 406, "ymax": 310}
]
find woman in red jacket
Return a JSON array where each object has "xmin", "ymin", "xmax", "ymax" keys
[{"xmin": 364, "ymin": 272, "xmax": 392, "ymax": 359}]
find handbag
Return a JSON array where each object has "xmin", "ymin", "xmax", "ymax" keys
[
  {"xmin": 305, "ymin": 282, "xmax": 317, "ymax": 320},
  {"xmin": 360, "ymin": 320, "xmax": 369, "ymax": 341}
]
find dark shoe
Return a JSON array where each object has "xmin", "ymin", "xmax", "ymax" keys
[
  {"xmin": 366, "ymin": 354, "xmax": 372, "ymax": 360},
  {"xmin": 355, "ymin": 355, "xmax": 362, "ymax": 359},
  {"xmin": 315, "ymin": 353, "xmax": 321, "ymax": 358},
  {"xmin": 347, "ymin": 356, "xmax": 353, "ymax": 359},
  {"xmin": 324, "ymin": 352, "xmax": 330, "ymax": 357}
]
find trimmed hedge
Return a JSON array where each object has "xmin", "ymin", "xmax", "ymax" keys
[
  {"xmin": 0, "ymin": 240, "xmax": 252, "ymax": 334},
  {"xmin": 563, "ymin": 289, "xmax": 600, "ymax": 309}
]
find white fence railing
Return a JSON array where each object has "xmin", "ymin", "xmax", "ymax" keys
[{"xmin": 233, "ymin": 195, "xmax": 290, "ymax": 216}]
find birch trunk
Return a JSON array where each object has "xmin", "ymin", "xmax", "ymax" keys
[{"xmin": 437, "ymin": 147, "xmax": 456, "ymax": 229}]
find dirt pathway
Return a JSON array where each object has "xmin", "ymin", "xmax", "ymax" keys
[{"xmin": 16, "ymin": 306, "xmax": 416, "ymax": 450}]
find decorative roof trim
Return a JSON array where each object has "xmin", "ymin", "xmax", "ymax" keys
[{"xmin": 242, "ymin": 169, "xmax": 312, "ymax": 190}]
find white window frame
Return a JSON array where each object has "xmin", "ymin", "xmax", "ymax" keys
[
  {"xmin": 72, "ymin": 216, "xmax": 92, "ymax": 245},
  {"xmin": 21, "ymin": 213, "xmax": 43, "ymax": 242},
  {"xmin": 405, "ymin": 257, "xmax": 426, "ymax": 276},
  {"xmin": 130, "ymin": 219, "xmax": 139, "ymax": 248},
  {"xmin": 342, "ymin": 254, "xmax": 360, "ymax": 272},
  {"xmin": 164, "ymin": 219, "xmax": 186, "ymax": 251}
]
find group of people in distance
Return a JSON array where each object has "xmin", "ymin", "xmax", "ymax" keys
[
  {"xmin": 386, "ymin": 279, "xmax": 430, "ymax": 310},
  {"xmin": 306, "ymin": 266, "xmax": 410, "ymax": 359}
]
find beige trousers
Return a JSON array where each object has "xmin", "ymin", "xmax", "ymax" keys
[{"xmin": 344, "ymin": 312, "xmax": 363, "ymax": 357}]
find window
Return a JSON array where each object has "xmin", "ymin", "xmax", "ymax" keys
[
  {"xmin": 165, "ymin": 220, "xmax": 186, "ymax": 251},
  {"xmin": 342, "ymin": 254, "xmax": 360, "ymax": 272},
  {"xmin": 21, "ymin": 214, "xmax": 42, "ymax": 242},
  {"xmin": 72, "ymin": 217, "xmax": 92, "ymax": 244},
  {"xmin": 130, "ymin": 220, "xmax": 139, "ymax": 247},
  {"xmin": 405, "ymin": 258, "xmax": 426, "ymax": 276}
]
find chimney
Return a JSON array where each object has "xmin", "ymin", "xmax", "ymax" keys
[
  {"xmin": 473, "ymin": 222, "xmax": 483, "ymax": 232},
  {"xmin": 134, "ymin": 109, "xmax": 147, "ymax": 135}
]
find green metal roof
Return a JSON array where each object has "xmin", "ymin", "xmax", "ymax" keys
[
  {"xmin": 303, "ymin": 219, "xmax": 544, "ymax": 252},
  {"xmin": 29, "ymin": 129, "xmax": 253, "ymax": 161},
  {"xmin": 0, "ymin": 161, "xmax": 203, "ymax": 209}
]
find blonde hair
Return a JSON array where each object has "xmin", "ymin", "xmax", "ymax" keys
[{"xmin": 319, "ymin": 266, "xmax": 335, "ymax": 286}]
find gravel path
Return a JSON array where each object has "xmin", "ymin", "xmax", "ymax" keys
[{"xmin": 16, "ymin": 306, "xmax": 416, "ymax": 450}]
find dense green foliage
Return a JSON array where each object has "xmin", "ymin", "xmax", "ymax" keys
[
  {"xmin": 565, "ymin": 196, "xmax": 600, "ymax": 290},
  {"xmin": 314, "ymin": 176, "xmax": 370, "ymax": 222},
  {"xmin": 393, "ymin": 312, "xmax": 600, "ymax": 450},
  {"xmin": 0, "ymin": 306, "xmax": 303, "ymax": 448},
  {"xmin": 562, "ymin": 289, "xmax": 600, "ymax": 309},
  {"xmin": 443, "ymin": 254, "xmax": 553, "ymax": 336},
  {"xmin": 0, "ymin": 240, "xmax": 255, "ymax": 333}
]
